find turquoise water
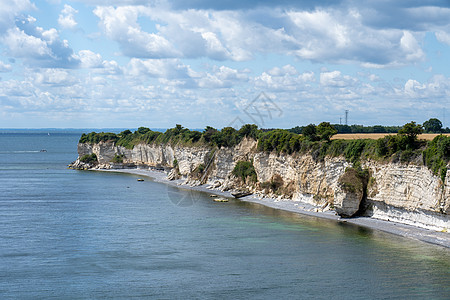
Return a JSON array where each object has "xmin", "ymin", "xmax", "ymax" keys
[{"xmin": 0, "ymin": 131, "xmax": 449, "ymax": 299}]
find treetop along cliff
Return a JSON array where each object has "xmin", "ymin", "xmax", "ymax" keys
[{"xmin": 79, "ymin": 122, "xmax": 450, "ymax": 182}]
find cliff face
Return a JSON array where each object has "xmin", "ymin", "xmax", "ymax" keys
[{"xmin": 73, "ymin": 139, "xmax": 449, "ymax": 231}]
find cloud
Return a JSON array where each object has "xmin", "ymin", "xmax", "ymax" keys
[
  {"xmin": 58, "ymin": 4, "xmax": 78, "ymax": 30},
  {"xmin": 286, "ymin": 9, "xmax": 428, "ymax": 66},
  {"xmin": 93, "ymin": 6, "xmax": 180, "ymax": 58},
  {"xmin": 76, "ymin": 50, "xmax": 103, "ymax": 68},
  {"xmin": 126, "ymin": 58, "xmax": 192, "ymax": 79},
  {"xmin": 435, "ymin": 30, "xmax": 450, "ymax": 45},
  {"xmin": 198, "ymin": 65, "xmax": 248, "ymax": 88},
  {"xmin": 359, "ymin": 2, "xmax": 450, "ymax": 31},
  {"xmin": 100, "ymin": 60, "xmax": 124, "ymax": 75},
  {"xmin": 1, "ymin": 16, "xmax": 79, "ymax": 68},
  {"xmin": 167, "ymin": 0, "xmax": 344, "ymax": 11},
  {"xmin": 0, "ymin": 61, "xmax": 12, "ymax": 72},
  {"xmin": 1, "ymin": 0, "xmax": 450, "ymax": 127},
  {"xmin": 31, "ymin": 68, "xmax": 78, "ymax": 86},
  {"xmin": 403, "ymin": 75, "xmax": 450, "ymax": 99},
  {"xmin": 89, "ymin": 2, "xmax": 447, "ymax": 66},
  {"xmin": 254, "ymin": 65, "xmax": 315, "ymax": 91},
  {"xmin": 0, "ymin": 0, "xmax": 33, "ymax": 33},
  {"xmin": 320, "ymin": 71, "xmax": 357, "ymax": 87},
  {"xmin": 400, "ymin": 31, "xmax": 424, "ymax": 62}
]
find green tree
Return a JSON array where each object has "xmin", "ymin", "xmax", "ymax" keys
[
  {"xmin": 302, "ymin": 124, "xmax": 318, "ymax": 141},
  {"xmin": 238, "ymin": 124, "xmax": 259, "ymax": 140},
  {"xmin": 289, "ymin": 126, "xmax": 303, "ymax": 134},
  {"xmin": 423, "ymin": 118, "xmax": 442, "ymax": 133},
  {"xmin": 203, "ymin": 126, "xmax": 218, "ymax": 143},
  {"xmin": 398, "ymin": 121, "xmax": 423, "ymax": 148},
  {"xmin": 317, "ymin": 122, "xmax": 337, "ymax": 142},
  {"xmin": 120, "ymin": 129, "xmax": 132, "ymax": 136},
  {"xmin": 137, "ymin": 127, "xmax": 150, "ymax": 134}
]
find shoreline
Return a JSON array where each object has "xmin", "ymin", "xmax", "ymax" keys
[{"xmin": 94, "ymin": 168, "xmax": 450, "ymax": 249}]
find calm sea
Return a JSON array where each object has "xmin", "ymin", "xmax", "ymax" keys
[{"xmin": 0, "ymin": 130, "xmax": 449, "ymax": 299}]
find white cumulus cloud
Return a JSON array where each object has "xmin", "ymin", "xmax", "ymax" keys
[
  {"xmin": 93, "ymin": 6, "xmax": 179, "ymax": 58},
  {"xmin": 1, "ymin": 15, "xmax": 79, "ymax": 68},
  {"xmin": 77, "ymin": 50, "xmax": 103, "ymax": 68},
  {"xmin": 320, "ymin": 71, "xmax": 357, "ymax": 87},
  {"xmin": 58, "ymin": 4, "xmax": 78, "ymax": 30},
  {"xmin": 32, "ymin": 68, "xmax": 77, "ymax": 86}
]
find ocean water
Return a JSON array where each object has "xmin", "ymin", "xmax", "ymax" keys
[{"xmin": 0, "ymin": 131, "xmax": 449, "ymax": 299}]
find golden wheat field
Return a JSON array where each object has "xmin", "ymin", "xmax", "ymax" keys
[{"xmin": 331, "ymin": 133, "xmax": 450, "ymax": 141}]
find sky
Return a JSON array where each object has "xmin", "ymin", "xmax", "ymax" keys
[{"xmin": 0, "ymin": 0, "xmax": 449, "ymax": 129}]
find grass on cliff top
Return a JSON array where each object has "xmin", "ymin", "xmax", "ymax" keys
[
  {"xmin": 79, "ymin": 124, "xmax": 259, "ymax": 149},
  {"xmin": 332, "ymin": 133, "xmax": 450, "ymax": 141},
  {"xmin": 79, "ymin": 123, "xmax": 450, "ymax": 182}
]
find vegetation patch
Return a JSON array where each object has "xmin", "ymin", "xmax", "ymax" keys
[
  {"xmin": 80, "ymin": 124, "xmax": 259, "ymax": 150},
  {"xmin": 80, "ymin": 153, "xmax": 98, "ymax": 164},
  {"xmin": 232, "ymin": 160, "xmax": 257, "ymax": 183},
  {"xmin": 191, "ymin": 163, "xmax": 206, "ymax": 180},
  {"xmin": 79, "ymin": 132, "xmax": 118, "ymax": 144},
  {"xmin": 423, "ymin": 135, "xmax": 450, "ymax": 183},
  {"xmin": 339, "ymin": 167, "xmax": 369, "ymax": 194},
  {"xmin": 111, "ymin": 154, "xmax": 125, "ymax": 163}
]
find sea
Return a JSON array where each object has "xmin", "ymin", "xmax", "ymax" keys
[{"xmin": 0, "ymin": 130, "xmax": 449, "ymax": 299}]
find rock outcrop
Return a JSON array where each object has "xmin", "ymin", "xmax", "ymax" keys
[
  {"xmin": 70, "ymin": 139, "xmax": 450, "ymax": 231},
  {"xmin": 334, "ymin": 168, "xmax": 366, "ymax": 217}
]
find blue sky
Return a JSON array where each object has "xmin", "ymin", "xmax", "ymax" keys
[{"xmin": 0, "ymin": 0, "xmax": 449, "ymax": 129}]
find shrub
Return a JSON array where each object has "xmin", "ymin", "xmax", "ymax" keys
[
  {"xmin": 111, "ymin": 154, "xmax": 124, "ymax": 163},
  {"xmin": 257, "ymin": 129, "xmax": 302, "ymax": 154},
  {"xmin": 423, "ymin": 135, "xmax": 450, "ymax": 182},
  {"xmin": 79, "ymin": 124, "xmax": 262, "ymax": 150},
  {"xmin": 316, "ymin": 122, "xmax": 337, "ymax": 142},
  {"xmin": 400, "ymin": 149, "xmax": 416, "ymax": 163},
  {"xmin": 232, "ymin": 160, "xmax": 257, "ymax": 183},
  {"xmin": 80, "ymin": 153, "xmax": 98, "ymax": 164},
  {"xmin": 398, "ymin": 121, "xmax": 423, "ymax": 148},
  {"xmin": 339, "ymin": 167, "xmax": 369, "ymax": 194},
  {"xmin": 79, "ymin": 132, "xmax": 118, "ymax": 144},
  {"xmin": 238, "ymin": 124, "xmax": 259, "ymax": 140},
  {"xmin": 302, "ymin": 124, "xmax": 318, "ymax": 141},
  {"xmin": 190, "ymin": 163, "xmax": 206, "ymax": 180},
  {"xmin": 343, "ymin": 139, "xmax": 367, "ymax": 164}
]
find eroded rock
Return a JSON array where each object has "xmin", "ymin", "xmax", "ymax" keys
[{"xmin": 334, "ymin": 168, "xmax": 365, "ymax": 217}]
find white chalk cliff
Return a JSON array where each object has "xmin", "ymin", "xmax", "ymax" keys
[{"xmin": 73, "ymin": 138, "xmax": 449, "ymax": 231}]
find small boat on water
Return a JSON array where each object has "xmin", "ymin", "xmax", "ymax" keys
[
  {"xmin": 40, "ymin": 149, "xmax": 47, "ymax": 152},
  {"xmin": 213, "ymin": 198, "xmax": 228, "ymax": 202},
  {"xmin": 137, "ymin": 178, "xmax": 144, "ymax": 182}
]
